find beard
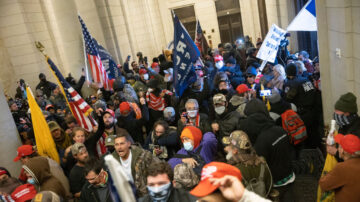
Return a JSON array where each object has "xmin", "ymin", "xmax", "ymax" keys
[
  {"xmin": 78, "ymin": 157, "xmax": 89, "ymax": 165},
  {"xmin": 104, "ymin": 122, "xmax": 114, "ymax": 129}
]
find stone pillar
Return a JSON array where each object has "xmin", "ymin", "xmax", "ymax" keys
[
  {"xmin": 316, "ymin": 0, "xmax": 360, "ymax": 124},
  {"xmin": 264, "ymin": 0, "xmax": 298, "ymax": 52},
  {"xmin": 0, "ymin": 83, "xmax": 22, "ymax": 176},
  {"xmin": 239, "ymin": 0, "xmax": 262, "ymax": 42}
]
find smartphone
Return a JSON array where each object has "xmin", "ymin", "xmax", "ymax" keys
[
  {"xmin": 127, "ymin": 55, "xmax": 131, "ymax": 60},
  {"xmin": 260, "ymin": 89, "xmax": 272, "ymax": 97}
]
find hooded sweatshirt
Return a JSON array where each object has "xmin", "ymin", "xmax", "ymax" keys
[
  {"xmin": 168, "ymin": 131, "xmax": 218, "ymax": 169},
  {"xmin": 239, "ymin": 99, "xmax": 294, "ymax": 183},
  {"xmin": 23, "ymin": 156, "xmax": 66, "ymax": 199}
]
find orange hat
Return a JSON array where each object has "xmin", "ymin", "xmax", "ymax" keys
[
  {"xmin": 190, "ymin": 162, "xmax": 242, "ymax": 197},
  {"xmin": 236, "ymin": 84, "xmax": 250, "ymax": 94},
  {"xmin": 180, "ymin": 126, "xmax": 202, "ymax": 149},
  {"xmin": 14, "ymin": 145, "xmax": 35, "ymax": 162},
  {"xmin": 119, "ymin": 102, "xmax": 131, "ymax": 115},
  {"xmin": 335, "ymin": 134, "xmax": 360, "ymax": 154}
]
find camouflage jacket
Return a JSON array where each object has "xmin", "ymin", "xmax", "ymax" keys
[{"xmin": 112, "ymin": 145, "xmax": 160, "ymax": 197}]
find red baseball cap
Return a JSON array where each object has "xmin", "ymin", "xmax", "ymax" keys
[
  {"xmin": 236, "ymin": 84, "xmax": 250, "ymax": 94},
  {"xmin": 151, "ymin": 62, "xmax": 159, "ymax": 68},
  {"xmin": 190, "ymin": 162, "xmax": 242, "ymax": 197},
  {"xmin": 214, "ymin": 54, "xmax": 223, "ymax": 62},
  {"xmin": 104, "ymin": 109, "xmax": 115, "ymax": 118},
  {"xmin": 119, "ymin": 102, "xmax": 131, "ymax": 115},
  {"xmin": 45, "ymin": 104, "xmax": 54, "ymax": 111},
  {"xmin": 13, "ymin": 145, "xmax": 35, "ymax": 162},
  {"xmin": 139, "ymin": 68, "xmax": 147, "ymax": 75},
  {"xmin": 0, "ymin": 169, "xmax": 8, "ymax": 176},
  {"xmin": 11, "ymin": 184, "xmax": 37, "ymax": 202},
  {"xmin": 335, "ymin": 134, "xmax": 360, "ymax": 154}
]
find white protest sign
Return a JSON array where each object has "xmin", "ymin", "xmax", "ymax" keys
[{"xmin": 256, "ymin": 24, "xmax": 287, "ymax": 64}]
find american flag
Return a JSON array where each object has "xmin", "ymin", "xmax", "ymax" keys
[
  {"xmin": 195, "ymin": 19, "xmax": 209, "ymax": 57},
  {"xmin": 78, "ymin": 15, "xmax": 110, "ymax": 90},
  {"xmin": 46, "ymin": 57, "xmax": 96, "ymax": 132}
]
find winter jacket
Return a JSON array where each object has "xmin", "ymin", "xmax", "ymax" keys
[
  {"xmin": 139, "ymin": 187, "xmax": 197, "ymax": 202},
  {"xmin": 117, "ymin": 103, "xmax": 149, "ymax": 144},
  {"xmin": 338, "ymin": 116, "xmax": 360, "ymax": 137},
  {"xmin": 144, "ymin": 128, "xmax": 180, "ymax": 160},
  {"xmin": 219, "ymin": 65, "xmax": 245, "ymax": 87},
  {"xmin": 229, "ymin": 95, "xmax": 248, "ymax": 118},
  {"xmin": 319, "ymin": 158, "xmax": 360, "ymax": 202},
  {"xmin": 23, "ymin": 156, "xmax": 66, "ymax": 199},
  {"xmin": 168, "ymin": 132, "xmax": 218, "ymax": 169},
  {"xmin": 36, "ymin": 80, "xmax": 57, "ymax": 98},
  {"xmin": 177, "ymin": 113, "xmax": 211, "ymax": 136},
  {"xmin": 283, "ymin": 76, "xmax": 316, "ymax": 111},
  {"xmin": 213, "ymin": 110, "xmax": 241, "ymax": 138},
  {"xmin": 112, "ymin": 146, "xmax": 160, "ymax": 197},
  {"xmin": 240, "ymin": 99, "xmax": 294, "ymax": 183},
  {"xmin": 80, "ymin": 181, "xmax": 113, "ymax": 202},
  {"xmin": 49, "ymin": 93, "xmax": 67, "ymax": 110},
  {"xmin": 133, "ymin": 80, "xmax": 148, "ymax": 95}
]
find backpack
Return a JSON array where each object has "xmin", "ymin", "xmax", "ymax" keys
[
  {"xmin": 281, "ymin": 109, "xmax": 307, "ymax": 145},
  {"xmin": 243, "ymin": 163, "xmax": 267, "ymax": 197},
  {"xmin": 173, "ymin": 145, "xmax": 206, "ymax": 176}
]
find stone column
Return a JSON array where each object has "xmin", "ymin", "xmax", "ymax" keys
[
  {"xmin": 316, "ymin": 0, "xmax": 360, "ymax": 124},
  {"xmin": 0, "ymin": 83, "xmax": 22, "ymax": 176}
]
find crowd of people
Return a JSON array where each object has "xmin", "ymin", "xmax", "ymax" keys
[{"xmin": 1, "ymin": 37, "xmax": 360, "ymax": 202}]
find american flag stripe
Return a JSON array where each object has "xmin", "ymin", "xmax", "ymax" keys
[
  {"xmin": 68, "ymin": 87, "xmax": 91, "ymax": 113},
  {"xmin": 79, "ymin": 15, "xmax": 110, "ymax": 90},
  {"xmin": 46, "ymin": 57, "xmax": 96, "ymax": 132}
]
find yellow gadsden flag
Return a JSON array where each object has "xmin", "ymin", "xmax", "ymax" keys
[{"xmin": 26, "ymin": 86, "xmax": 60, "ymax": 163}]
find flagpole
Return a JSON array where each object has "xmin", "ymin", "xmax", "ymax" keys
[
  {"xmin": 81, "ymin": 35, "xmax": 91, "ymax": 87},
  {"xmin": 78, "ymin": 11, "xmax": 91, "ymax": 87}
]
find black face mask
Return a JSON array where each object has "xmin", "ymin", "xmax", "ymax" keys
[
  {"xmin": 219, "ymin": 89, "xmax": 228, "ymax": 95},
  {"xmin": 334, "ymin": 113, "xmax": 358, "ymax": 127},
  {"xmin": 40, "ymin": 78, "xmax": 47, "ymax": 82}
]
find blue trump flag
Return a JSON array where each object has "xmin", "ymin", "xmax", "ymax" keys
[
  {"xmin": 172, "ymin": 11, "xmax": 200, "ymax": 97},
  {"xmin": 93, "ymin": 39, "xmax": 121, "ymax": 79}
]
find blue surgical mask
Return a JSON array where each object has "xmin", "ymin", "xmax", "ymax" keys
[
  {"xmin": 183, "ymin": 141, "xmax": 194, "ymax": 151},
  {"xmin": 147, "ymin": 182, "xmax": 172, "ymax": 202},
  {"xmin": 27, "ymin": 178, "xmax": 36, "ymax": 185}
]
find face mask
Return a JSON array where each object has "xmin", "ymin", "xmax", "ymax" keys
[
  {"xmin": 143, "ymin": 74, "xmax": 149, "ymax": 81},
  {"xmin": 148, "ymin": 88, "xmax": 154, "ymax": 93},
  {"xmin": 226, "ymin": 151, "xmax": 233, "ymax": 161},
  {"xmin": 147, "ymin": 182, "xmax": 172, "ymax": 202},
  {"xmin": 187, "ymin": 110, "xmax": 198, "ymax": 118},
  {"xmin": 219, "ymin": 89, "xmax": 228, "ymax": 95},
  {"xmin": 27, "ymin": 178, "xmax": 36, "ymax": 185},
  {"xmin": 334, "ymin": 113, "xmax": 357, "ymax": 127},
  {"xmin": 183, "ymin": 141, "xmax": 194, "ymax": 151},
  {"xmin": 215, "ymin": 106, "xmax": 226, "ymax": 115},
  {"xmin": 215, "ymin": 61, "xmax": 223, "ymax": 69}
]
